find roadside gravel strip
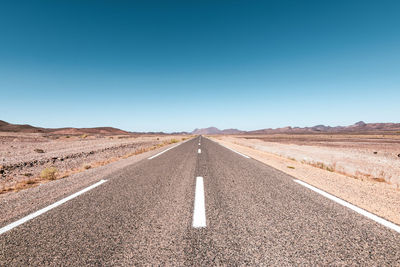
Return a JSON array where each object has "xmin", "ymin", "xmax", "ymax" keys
[{"xmin": 1, "ymin": 137, "xmax": 400, "ymax": 265}]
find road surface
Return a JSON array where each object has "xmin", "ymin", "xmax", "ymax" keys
[{"xmin": 1, "ymin": 136, "xmax": 400, "ymax": 265}]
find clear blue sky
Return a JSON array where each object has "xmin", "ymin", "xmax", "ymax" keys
[{"xmin": 1, "ymin": 1, "xmax": 399, "ymax": 132}]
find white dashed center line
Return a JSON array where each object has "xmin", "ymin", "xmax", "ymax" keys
[
  {"xmin": 192, "ymin": 177, "xmax": 206, "ymax": 228},
  {"xmin": 198, "ymin": 148, "xmax": 201, "ymax": 154}
]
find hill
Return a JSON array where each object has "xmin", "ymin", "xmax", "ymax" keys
[
  {"xmin": 191, "ymin": 121, "xmax": 400, "ymax": 135},
  {"xmin": 191, "ymin": 127, "xmax": 243, "ymax": 135},
  {"xmin": 247, "ymin": 121, "xmax": 400, "ymax": 134},
  {"xmin": 0, "ymin": 120, "xmax": 131, "ymax": 135}
]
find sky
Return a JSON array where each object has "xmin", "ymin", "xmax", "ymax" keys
[{"xmin": 1, "ymin": 0, "xmax": 399, "ymax": 132}]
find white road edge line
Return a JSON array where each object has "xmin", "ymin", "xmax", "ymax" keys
[
  {"xmin": 148, "ymin": 137, "xmax": 195, "ymax": 160},
  {"xmin": 198, "ymin": 148, "xmax": 201, "ymax": 154},
  {"xmin": 0, "ymin": 179, "xmax": 108, "ymax": 235},
  {"xmin": 204, "ymin": 137, "xmax": 250, "ymax": 159},
  {"xmin": 192, "ymin": 177, "xmax": 206, "ymax": 228},
  {"xmin": 148, "ymin": 144, "xmax": 179, "ymax": 159},
  {"xmin": 220, "ymin": 144, "xmax": 250, "ymax": 159},
  {"xmin": 294, "ymin": 179, "xmax": 400, "ymax": 234}
]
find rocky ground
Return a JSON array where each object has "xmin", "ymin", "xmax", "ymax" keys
[{"xmin": 0, "ymin": 132, "xmax": 188, "ymax": 193}]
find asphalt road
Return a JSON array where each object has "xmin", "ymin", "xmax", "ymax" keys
[{"xmin": 1, "ymin": 136, "xmax": 400, "ymax": 265}]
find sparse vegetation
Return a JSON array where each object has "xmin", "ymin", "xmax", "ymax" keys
[
  {"xmin": 25, "ymin": 179, "xmax": 36, "ymax": 185},
  {"xmin": 34, "ymin": 148, "xmax": 45, "ymax": 153},
  {"xmin": 80, "ymin": 134, "xmax": 88, "ymax": 139},
  {"xmin": 287, "ymin": 166, "xmax": 295, "ymax": 169},
  {"xmin": 309, "ymin": 161, "xmax": 335, "ymax": 172},
  {"xmin": 40, "ymin": 167, "xmax": 58, "ymax": 180},
  {"xmin": 83, "ymin": 164, "xmax": 91, "ymax": 170}
]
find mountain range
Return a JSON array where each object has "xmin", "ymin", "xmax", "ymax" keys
[
  {"xmin": 0, "ymin": 120, "xmax": 130, "ymax": 135},
  {"xmin": 1, "ymin": 120, "xmax": 400, "ymax": 135},
  {"xmin": 190, "ymin": 121, "xmax": 400, "ymax": 134}
]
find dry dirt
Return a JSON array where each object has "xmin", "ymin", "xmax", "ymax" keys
[
  {"xmin": 223, "ymin": 134, "xmax": 400, "ymax": 186},
  {"xmin": 210, "ymin": 135, "xmax": 400, "ymax": 225},
  {"xmin": 0, "ymin": 132, "xmax": 188, "ymax": 193}
]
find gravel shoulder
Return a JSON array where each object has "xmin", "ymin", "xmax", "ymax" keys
[{"xmin": 209, "ymin": 136, "xmax": 400, "ymax": 225}]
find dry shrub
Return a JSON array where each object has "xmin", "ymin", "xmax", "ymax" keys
[
  {"xmin": 40, "ymin": 167, "xmax": 58, "ymax": 180},
  {"xmin": 83, "ymin": 164, "xmax": 91, "ymax": 170},
  {"xmin": 25, "ymin": 179, "xmax": 37, "ymax": 185}
]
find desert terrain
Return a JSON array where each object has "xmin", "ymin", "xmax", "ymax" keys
[
  {"xmin": 0, "ymin": 124, "xmax": 188, "ymax": 194},
  {"xmin": 214, "ymin": 133, "xmax": 400, "ymax": 186}
]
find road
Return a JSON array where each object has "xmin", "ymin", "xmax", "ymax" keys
[{"xmin": 1, "ymin": 136, "xmax": 400, "ymax": 265}]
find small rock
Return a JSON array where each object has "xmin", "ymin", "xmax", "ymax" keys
[
  {"xmin": 373, "ymin": 151, "xmax": 377, "ymax": 154},
  {"xmin": 398, "ymin": 154, "xmax": 400, "ymax": 158},
  {"xmin": 34, "ymin": 148, "xmax": 45, "ymax": 153}
]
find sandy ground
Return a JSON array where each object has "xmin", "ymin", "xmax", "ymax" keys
[
  {"xmin": 221, "ymin": 135, "xmax": 400, "ymax": 186},
  {"xmin": 0, "ymin": 132, "xmax": 188, "ymax": 192},
  {"xmin": 209, "ymin": 136, "xmax": 400, "ymax": 225}
]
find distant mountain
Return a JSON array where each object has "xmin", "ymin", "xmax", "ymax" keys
[
  {"xmin": 192, "ymin": 127, "xmax": 221, "ymax": 135},
  {"xmin": 2, "ymin": 119, "xmax": 399, "ymax": 136},
  {"xmin": 0, "ymin": 120, "xmax": 131, "ymax": 135},
  {"xmin": 0, "ymin": 120, "xmax": 47, "ymax": 133},
  {"xmin": 247, "ymin": 121, "xmax": 400, "ymax": 134},
  {"xmin": 192, "ymin": 121, "xmax": 400, "ymax": 135},
  {"xmin": 191, "ymin": 127, "xmax": 243, "ymax": 135}
]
